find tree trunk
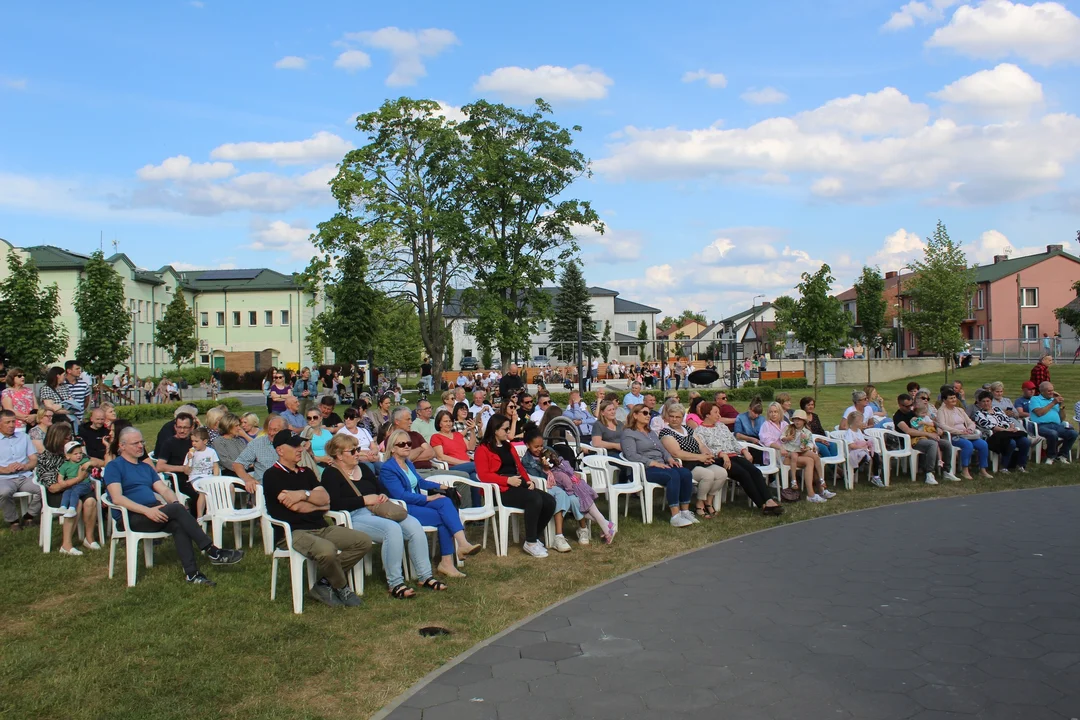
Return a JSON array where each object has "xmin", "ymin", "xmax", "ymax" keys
[
  {"xmin": 813, "ymin": 353, "xmax": 819, "ymax": 402},
  {"xmin": 866, "ymin": 351, "xmax": 871, "ymax": 385}
]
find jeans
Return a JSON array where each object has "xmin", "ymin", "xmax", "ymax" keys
[
  {"xmin": 815, "ymin": 441, "xmax": 838, "ymax": 458},
  {"xmin": 349, "ymin": 507, "xmax": 432, "ymax": 586},
  {"xmin": 549, "ymin": 486, "xmax": 583, "ymax": 520},
  {"xmin": 951, "ymin": 437, "xmax": 989, "ymax": 469},
  {"xmin": 126, "ymin": 502, "xmax": 215, "ymax": 577},
  {"xmin": 1036, "ymin": 423, "xmax": 1079, "ymax": 460},
  {"xmin": 290, "ymin": 525, "xmax": 372, "ymax": 590},
  {"xmin": 408, "ymin": 496, "xmax": 464, "ymax": 557},
  {"xmin": 645, "ymin": 465, "xmax": 694, "ymax": 508},
  {"xmin": 987, "ymin": 433, "xmax": 1031, "ymax": 469},
  {"xmin": 60, "ymin": 481, "xmax": 92, "ymax": 509},
  {"xmin": 500, "ymin": 485, "xmax": 557, "ymax": 543}
]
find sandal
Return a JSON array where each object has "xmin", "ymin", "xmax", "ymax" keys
[
  {"xmin": 420, "ymin": 578, "xmax": 448, "ymax": 592},
  {"xmin": 703, "ymin": 504, "xmax": 717, "ymax": 518},
  {"xmin": 389, "ymin": 584, "xmax": 416, "ymax": 600},
  {"xmin": 695, "ymin": 506, "xmax": 712, "ymax": 519}
]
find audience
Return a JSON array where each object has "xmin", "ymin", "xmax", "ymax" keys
[
  {"xmin": 2, "ymin": 368, "xmax": 37, "ymax": 431},
  {"xmin": 893, "ymin": 393, "xmax": 957, "ymax": 485},
  {"xmin": 233, "ymin": 415, "xmax": 287, "ymax": 493},
  {"xmin": 693, "ymin": 402, "xmax": 783, "ymax": 516},
  {"xmin": 0, "ymin": 409, "xmax": 41, "ymax": 531},
  {"xmin": 973, "ymin": 390, "xmax": 1031, "ymax": 473},
  {"xmin": 212, "ymin": 413, "xmax": 249, "ymax": 474},
  {"xmin": 659, "ymin": 403, "xmax": 727, "ymax": 519},
  {"xmin": 622, "ymin": 403, "xmax": 696, "ymax": 528},
  {"xmin": 843, "ymin": 411, "xmax": 882, "ymax": 486},
  {"xmin": 522, "ymin": 428, "xmax": 592, "ymax": 551},
  {"xmin": 937, "ymin": 388, "xmax": 993, "ymax": 480},
  {"xmin": 1028, "ymin": 381, "xmax": 1077, "ymax": 464}
]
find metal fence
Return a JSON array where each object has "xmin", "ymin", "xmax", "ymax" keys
[{"xmin": 968, "ymin": 338, "xmax": 1079, "ymax": 364}]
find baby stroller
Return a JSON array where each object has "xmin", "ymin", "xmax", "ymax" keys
[{"xmin": 336, "ymin": 381, "xmax": 354, "ymax": 403}]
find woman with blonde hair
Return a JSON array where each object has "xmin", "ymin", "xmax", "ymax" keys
[
  {"xmin": 204, "ymin": 404, "xmax": 229, "ymax": 443},
  {"xmin": 212, "ymin": 413, "xmax": 248, "ymax": 474},
  {"xmin": 659, "ymin": 402, "xmax": 727, "ymax": 519},
  {"xmin": 239, "ymin": 412, "xmax": 261, "ymax": 441},
  {"xmin": 622, "ymin": 404, "xmax": 696, "ymax": 527}
]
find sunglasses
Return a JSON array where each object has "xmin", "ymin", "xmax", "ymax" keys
[
  {"xmin": 307, "ymin": 415, "xmax": 321, "ymax": 420},
  {"xmin": 14, "ymin": 374, "xmax": 24, "ymax": 378},
  {"xmin": 273, "ymin": 375, "xmax": 283, "ymax": 379},
  {"xmin": 718, "ymin": 396, "xmax": 727, "ymax": 401},
  {"xmin": 345, "ymin": 448, "xmax": 361, "ymax": 455},
  {"xmin": 393, "ymin": 441, "xmax": 411, "ymax": 448},
  {"xmin": 637, "ymin": 410, "xmax": 650, "ymax": 415}
]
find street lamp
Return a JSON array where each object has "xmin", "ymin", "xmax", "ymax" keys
[
  {"xmin": 752, "ymin": 294, "xmax": 765, "ymax": 358},
  {"xmin": 129, "ymin": 310, "xmax": 138, "ymax": 400}
]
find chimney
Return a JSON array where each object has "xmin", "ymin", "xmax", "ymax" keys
[
  {"xmin": 761, "ymin": 300, "xmax": 771, "ymax": 307},
  {"xmin": 993, "ymin": 254, "xmax": 1009, "ymax": 264},
  {"xmin": 1047, "ymin": 244, "xmax": 1064, "ymax": 253},
  {"xmin": 885, "ymin": 271, "xmax": 897, "ymax": 279}
]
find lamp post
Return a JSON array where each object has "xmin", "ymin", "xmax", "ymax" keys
[
  {"xmin": 576, "ymin": 318, "xmax": 585, "ymax": 395},
  {"xmin": 752, "ymin": 294, "xmax": 765, "ymax": 359},
  {"xmin": 130, "ymin": 310, "xmax": 138, "ymax": 402}
]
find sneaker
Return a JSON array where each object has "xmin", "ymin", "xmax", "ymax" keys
[
  {"xmin": 870, "ymin": 475, "xmax": 885, "ymax": 488},
  {"xmin": 942, "ymin": 471, "xmax": 961, "ymax": 482},
  {"xmin": 1058, "ymin": 457, "xmax": 1071, "ymax": 465},
  {"xmin": 552, "ymin": 535, "xmax": 572, "ymax": 553},
  {"xmin": 63, "ymin": 507, "xmax": 77, "ymax": 519},
  {"xmin": 308, "ymin": 582, "xmax": 341, "ymax": 606},
  {"xmin": 208, "ymin": 547, "xmax": 244, "ymax": 565},
  {"xmin": 998, "ymin": 468, "xmax": 1009, "ymax": 474},
  {"xmin": 82, "ymin": 539, "xmax": 101, "ymax": 551},
  {"xmin": 670, "ymin": 513, "xmax": 694, "ymax": 528},
  {"xmin": 821, "ymin": 489, "xmax": 837, "ymax": 499},
  {"xmin": 681, "ymin": 510, "xmax": 701, "ymax": 524},
  {"xmin": 333, "ymin": 586, "xmax": 364, "ymax": 608},
  {"xmin": 807, "ymin": 494, "xmax": 828, "ymax": 504},
  {"xmin": 924, "ymin": 474, "xmax": 939, "ymax": 486},
  {"xmin": 576, "ymin": 527, "xmax": 590, "ymax": 545},
  {"xmin": 522, "ymin": 541, "xmax": 548, "ymax": 558},
  {"xmin": 1045, "ymin": 458, "xmax": 1056, "ymax": 465},
  {"xmin": 1017, "ymin": 466, "xmax": 1028, "ymax": 473},
  {"xmin": 604, "ymin": 522, "xmax": 617, "ymax": 545},
  {"xmin": 57, "ymin": 506, "xmax": 70, "ymax": 516},
  {"xmin": 186, "ymin": 572, "xmax": 216, "ymax": 586},
  {"xmin": 59, "ymin": 546, "xmax": 84, "ymax": 556}
]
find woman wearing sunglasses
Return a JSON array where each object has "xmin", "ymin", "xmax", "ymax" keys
[
  {"xmin": 1, "ymin": 368, "xmax": 37, "ymax": 431},
  {"xmin": 268, "ymin": 371, "xmax": 292, "ymax": 414},
  {"xmin": 300, "ymin": 410, "xmax": 334, "ymax": 466},
  {"xmin": 381, "ymin": 429, "xmax": 481, "ymax": 578},
  {"xmin": 622, "ymin": 404, "xmax": 696, "ymax": 527}
]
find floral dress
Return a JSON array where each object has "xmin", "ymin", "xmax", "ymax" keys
[{"xmin": 2, "ymin": 386, "xmax": 35, "ymax": 429}]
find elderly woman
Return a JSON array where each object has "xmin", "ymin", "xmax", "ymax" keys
[
  {"xmin": 2, "ymin": 368, "xmax": 37, "ymax": 431},
  {"xmin": 212, "ymin": 413, "xmax": 249, "ymax": 475},
  {"xmin": 239, "ymin": 412, "xmax": 261, "ymax": 442},
  {"xmin": 37, "ymin": 423, "xmax": 100, "ymax": 554},
  {"xmin": 937, "ymin": 388, "xmax": 992, "ymax": 480},
  {"xmin": 203, "ymin": 405, "xmax": 227, "ymax": 444},
  {"xmin": 29, "ymin": 408, "xmax": 54, "ymax": 453},
  {"xmin": 973, "ymin": 390, "xmax": 1031, "ymax": 473},
  {"xmin": 380, "ymin": 428, "xmax": 481, "ymax": 576},
  {"xmin": 622, "ymin": 404, "xmax": 696, "ymax": 528},
  {"xmin": 694, "ymin": 402, "xmax": 783, "ymax": 515},
  {"xmin": 988, "ymin": 382, "xmax": 1023, "ymax": 426},
  {"xmin": 659, "ymin": 402, "xmax": 727, "ymax": 519},
  {"xmin": 322, "ymin": 433, "xmax": 444, "ymax": 597}
]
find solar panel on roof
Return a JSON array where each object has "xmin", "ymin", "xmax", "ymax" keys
[{"xmin": 195, "ymin": 269, "xmax": 262, "ymax": 281}]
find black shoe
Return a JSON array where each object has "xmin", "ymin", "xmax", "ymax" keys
[
  {"xmin": 186, "ymin": 572, "xmax": 216, "ymax": 586},
  {"xmin": 308, "ymin": 583, "xmax": 341, "ymax": 607},
  {"xmin": 208, "ymin": 548, "xmax": 244, "ymax": 565},
  {"xmin": 333, "ymin": 586, "xmax": 364, "ymax": 608}
]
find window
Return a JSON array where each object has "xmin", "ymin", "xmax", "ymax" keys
[
  {"xmin": 264, "ymin": 310, "xmax": 273, "ymax": 326},
  {"xmin": 594, "ymin": 321, "xmax": 602, "ymax": 332},
  {"xmin": 137, "ymin": 300, "xmax": 143, "ymax": 323},
  {"xmin": 1022, "ymin": 324, "xmax": 1039, "ymax": 342},
  {"xmin": 462, "ymin": 349, "xmax": 473, "ymax": 357},
  {"xmin": 232, "ymin": 311, "xmax": 241, "ymax": 327},
  {"xmin": 128, "ymin": 299, "xmax": 135, "ymax": 314},
  {"xmin": 200, "ymin": 354, "xmax": 210, "ymax": 365},
  {"xmin": 280, "ymin": 310, "xmax": 289, "ymax": 325},
  {"xmin": 537, "ymin": 346, "xmax": 547, "ymax": 357},
  {"xmin": 248, "ymin": 311, "xmax": 257, "ymax": 326},
  {"xmin": 137, "ymin": 343, "xmax": 143, "ymax": 361},
  {"xmin": 977, "ymin": 325, "xmax": 985, "ymax": 340},
  {"xmin": 627, "ymin": 321, "xmax": 636, "ymax": 333},
  {"xmin": 977, "ymin": 289, "xmax": 985, "ymax": 310},
  {"xmin": 537, "ymin": 321, "xmax": 547, "ymax": 333},
  {"xmin": 200, "ymin": 312, "xmax": 209, "ymax": 327},
  {"xmin": 216, "ymin": 311, "xmax": 225, "ymax": 327},
  {"xmin": 618, "ymin": 344, "xmax": 635, "ymax": 356},
  {"xmin": 966, "ymin": 300, "xmax": 975, "ymax": 321},
  {"xmin": 908, "ymin": 332, "xmax": 915, "ymax": 351},
  {"xmin": 1021, "ymin": 288, "xmax": 1038, "ymax": 307},
  {"xmin": 152, "ymin": 302, "xmax": 158, "ymax": 322}
]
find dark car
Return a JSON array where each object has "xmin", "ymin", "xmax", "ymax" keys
[{"xmin": 460, "ymin": 356, "xmax": 480, "ymax": 371}]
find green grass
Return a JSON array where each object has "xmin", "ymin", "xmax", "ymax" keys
[{"xmin": 2, "ymin": 367, "xmax": 1078, "ymax": 720}]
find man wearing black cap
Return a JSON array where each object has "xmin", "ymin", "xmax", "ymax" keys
[{"xmin": 262, "ymin": 432, "xmax": 372, "ymax": 608}]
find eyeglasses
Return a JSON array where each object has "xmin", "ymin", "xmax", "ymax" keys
[
  {"xmin": 345, "ymin": 448, "xmax": 361, "ymax": 455},
  {"xmin": 393, "ymin": 441, "xmax": 411, "ymax": 448},
  {"xmin": 14, "ymin": 374, "xmax": 24, "ymax": 378},
  {"xmin": 307, "ymin": 415, "xmax": 321, "ymax": 420},
  {"xmin": 273, "ymin": 375, "xmax": 283, "ymax": 379}
]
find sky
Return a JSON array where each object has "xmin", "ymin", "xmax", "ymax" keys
[{"xmin": 1, "ymin": 0, "xmax": 1079, "ymax": 322}]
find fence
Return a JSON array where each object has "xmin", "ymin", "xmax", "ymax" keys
[{"xmin": 968, "ymin": 338, "xmax": 1079, "ymax": 364}]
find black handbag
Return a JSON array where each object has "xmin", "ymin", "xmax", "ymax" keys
[{"xmin": 430, "ymin": 485, "xmax": 463, "ymax": 508}]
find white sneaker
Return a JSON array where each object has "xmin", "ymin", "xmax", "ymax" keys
[
  {"xmin": 1017, "ymin": 466, "xmax": 1028, "ymax": 473},
  {"xmin": 63, "ymin": 508, "xmax": 78, "ymax": 519},
  {"xmin": 821, "ymin": 489, "xmax": 837, "ymax": 499},
  {"xmin": 807, "ymin": 494, "xmax": 828, "ymax": 503},
  {"xmin": 576, "ymin": 527, "xmax": 590, "ymax": 545},
  {"xmin": 57, "ymin": 506, "xmax": 69, "ymax": 516},
  {"xmin": 522, "ymin": 541, "xmax": 548, "ymax": 558},
  {"xmin": 998, "ymin": 468, "xmax": 1009, "ymax": 474},
  {"xmin": 870, "ymin": 475, "xmax": 885, "ymax": 488},
  {"xmin": 670, "ymin": 513, "xmax": 694, "ymax": 528},
  {"xmin": 1045, "ymin": 458, "xmax": 1055, "ymax": 465},
  {"xmin": 82, "ymin": 539, "xmax": 101, "ymax": 551},
  {"xmin": 942, "ymin": 471, "xmax": 961, "ymax": 482},
  {"xmin": 681, "ymin": 510, "xmax": 701, "ymax": 524},
  {"xmin": 924, "ymin": 474, "xmax": 939, "ymax": 485},
  {"xmin": 59, "ymin": 546, "xmax": 84, "ymax": 556},
  {"xmin": 1058, "ymin": 457, "xmax": 1071, "ymax": 465},
  {"xmin": 552, "ymin": 535, "xmax": 572, "ymax": 553}
]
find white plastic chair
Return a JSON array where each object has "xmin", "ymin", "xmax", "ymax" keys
[
  {"xmin": 865, "ymin": 428, "xmax": 919, "ymax": 486},
  {"xmin": 827, "ymin": 430, "xmax": 862, "ymax": 490},
  {"xmin": 190, "ymin": 477, "xmax": 265, "ymax": 551},
  {"xmin": 580, "ymin": 455, "xmax": 645, "ymax": 531},
  {"xmin": 736, "ymin": 442, "xmax": 782, "ymax": 502},
  {"xmin": 34, "ymin": 473, "xmax": 99, "ymax": 552},
  {"xmin": 812, "ymin": 434, "xmax": 847, "ymax": 489},
  {"xmin": 488, "ymin": 475, "xmax": 554, "ymax": 556},
  {"xmin": 100, "ymin": 488, "xmax": 171, "ymax": 587},
  {"xmin": 12, "ymin": 490, "xmax": 32, "ymax": 520}
]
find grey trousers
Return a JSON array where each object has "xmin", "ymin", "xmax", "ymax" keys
[
  {"xmin": 913, "ymin": 437, "xmax": 954, "ymax": 473},
  {"xmin": 0, "ymin": 473, "xmax": 41, "ymax": 523}
]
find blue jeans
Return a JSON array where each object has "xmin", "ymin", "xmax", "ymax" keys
[
  {"xmin": 951, "ymin": 437, "xmax": 989, "ymax": 469},
  {"xmin": 1036, "ymin": 423, "xmax": 1079, "ymax": 460},
  {"xmin": 645, "ymin": 466, "xmax": 694, "ymax": 508},
  {"xmin": 995, "ymin": 434, "xmax": 1032, "ymax": 469},
  {"xmin": 549, "ymin": 486, "xmax": 583, "ymax": 520},
  {"xmin": 60, "ymin": 481, "xmax": 92, "ymax": 509},
  {"xmin": 407, "ymin": 496, "xmax": 463, "ymax": 558},
  {"xmin": 815, "ymin": 441, "xmax": 838, "ymax": 458},
  {"xmin": 349, "ymin": 507, "xmax": 432, "ymax": 587}
]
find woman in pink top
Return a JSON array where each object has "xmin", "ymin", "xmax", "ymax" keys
[
  {"xmin": 429, "ymin": 410, "xmax": 478, "ymax": 482},
  {"xmin": 936, "ymin": 388, "xmax": 992, "ymax": 480},
  {"xmin": 1, "ymin": 368, "xmax": 37, "ymax": 430}
]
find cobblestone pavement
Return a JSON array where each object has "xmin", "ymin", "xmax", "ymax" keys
[{"xmin": 380, "ymin": 486, "xmax": 1080, "ymax": 720}]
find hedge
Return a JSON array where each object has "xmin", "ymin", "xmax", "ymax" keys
[
  {"xmin": 137, "ymin": 367, "xmax": 214, "ymax": 388},
  {"xmin": 752, "ymin": 377, "xmax": 809, "ymax": 389},
  {"xmin": 545, "ymin": 386, "xmax": 774, "ymax": 408},
  {"xmin": 115, "ymin": 397, "xmax": 244, "ymax": 423}
]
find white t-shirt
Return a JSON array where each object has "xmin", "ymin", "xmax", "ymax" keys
[
  {"xmin": 841, "ymin": 404, "xmax": 875, "ymax": 427},
  {"xmin": 337, "ymin": 425, "xmax": 374, "ymax": 450},
  {"xmin": 456, "ymin": 375, "xmax": 468, "ymax": 387},
  {"xmin": 469, "ymin": 403, "xmax": 494, "ymax": 431},
  {"xmin": 187, "ymin": 447, "xmax": 219, "ymax": 477}
]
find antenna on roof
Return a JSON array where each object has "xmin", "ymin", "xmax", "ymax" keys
[
  {"xmin": 112, "ymin": 238, "xmax": 119, "ymax": 254},
  {"xmin": 99, "ymin": 231, "xmax": 103, "ymax": 252}
]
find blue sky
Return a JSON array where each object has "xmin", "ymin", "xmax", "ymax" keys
[{"xmin": 2, "ymin": 0, "xmax": 1079, "ymax": 321}]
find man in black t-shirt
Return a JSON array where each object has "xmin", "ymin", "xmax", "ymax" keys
[
  {"xmin": 499, "ymin": 363, "xmax": 525, "ymax": 400},
  {"xmin": 891, "ymin": 394, "xmax": 957, "ymax": 485},
  {"xmin": 262, "ymin": 433, "xmax": 370, "ymax": 608},
  {"xmin": 420, "ymin": 359, "xmax": 433, "ymax": 394},
  {"xmin": 155, "ymin": 412, "xmax": 195, "ymax": 505},
  {"xmin": 79, "ymin": 408, "xmax": 111, "ymax": 462},
  {"xmin": 154, "ymin": 404, "xmax": 200, "ymax": 457},
  {"xmin": 318, "ymin": 395, "xmax": 343, "ymax": 432}
]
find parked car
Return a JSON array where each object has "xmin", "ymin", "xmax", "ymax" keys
[
  {"xmin": 531, "ymin": 355, "xmax": 550, "ymax": 368},
  {"xmin": 489, "ymin": 358, "xmax": 502, "ymax": 370},
  {"xmin": 460, "ymin": 356, "xmax": 480, "ymax": 371}
]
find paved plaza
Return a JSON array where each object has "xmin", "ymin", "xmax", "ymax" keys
[{"xmin": 380, "ymin": 486, "xmax": 1080, "ymax": 720}]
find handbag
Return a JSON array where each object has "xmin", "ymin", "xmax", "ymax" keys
[
  {"xmin": 780, "ymin": 488, "xmax": 801, "ymax": 503},
  {"xmin": 339, "ymin": 465, "xmax": 408, "ymax": 522},
  {"xmin": 432, "ymin": 485, "xmax": 463, "ymax": 509}
]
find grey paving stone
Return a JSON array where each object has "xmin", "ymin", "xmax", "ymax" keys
[
  {"xmin": 461, "ymin": 644, "xmax": 522, "ymax": 666},
  {"xmin": 490, "ymin": 629, "xmax": 547, "ymax": 648},
  {"xmin": 490, "ymin": 658, "xmax": 557, "ymax": 681},
  {"xmin": 641, "ymin": 686, "xmax": 718, "ymax": 712},
  {"xmin": 456, "ymin": 678, "xmax": 529, "ymax": 704},
  {"xmin": 436, "ymin": 663, "xmax": 493, "ymax": 686},
  {"xmin": 910, "ymin": 683, "xmax": 988, "ymax": 714},
  {"xmin": 422, "ymin": 699, "xmax": 499, "ymax": 720},
  {"xmin": 518, "ymin": 641, "xmax": 582, "ymax": 662}
]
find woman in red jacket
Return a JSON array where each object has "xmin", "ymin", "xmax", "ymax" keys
[{"xmin": 475, "ymin": 413, "xmax": 556, "ymax": 558}]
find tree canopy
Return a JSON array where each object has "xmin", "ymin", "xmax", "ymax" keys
[
  {"xmin": 660, "ymin": 309, "xmax": 707, "ymax": 330},
  {"xmin": 788, "ymin": 264, "xmax": 850, "ymax": 397},
  {"xmin": 74, "ymin": 250, "xmax": 130, "ymax": 376},
  {"xmin": 154, "ymin": 291, "xmax": 198, "ymax": 370},
  {"xmin": 853, "ymin": 266, "xmax": 887, "ymax": 383},
  {"xmin": 0, "ymin": 250, "xmax": 68, "ymax": 376},
  {"xmin": 548, "ymin": 262, "xmax": 599, "ymax": 364},
  {"xmin": 1053, "ymin": 280, "xmax": 1080, "ymax": 336}
]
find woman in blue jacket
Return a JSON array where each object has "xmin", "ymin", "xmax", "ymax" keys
[{"xmin": 380, "ymin": 429, "xmax": 481, "ymax": 578}]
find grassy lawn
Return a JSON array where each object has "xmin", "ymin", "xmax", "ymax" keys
[{"xmin": 2, "ymin": 365, "xmax": 1078, "ymax": 720}]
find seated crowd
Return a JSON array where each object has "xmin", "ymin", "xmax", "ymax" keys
[{"xmin": 1, "ymin": 356, "xmax": 1075, "ymax": 610}]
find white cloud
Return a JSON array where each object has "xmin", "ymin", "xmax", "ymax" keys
[
  {"xmin": 866, "ymin": 228, "xmax": 926, "ymax": 269},
  {"xmin": 247, "ymin": 218, "xmax": 315, "ymax": 259},
  {"xmin": 210, "ymin": 131, "xmax": 352, "ymax": 165},
  {"xmin": 137, "ymin": 155, "xmax": 237, "ymax": 182},
  {"xmin": 341, "ymin": 27, "xmax": 458, "ymax": 86},
  {"xmin": 434, "ymin": 101, "xmax": 467, "ymax": 124},
  {"xmin": 334, "ymin": 49, "xmax": 372, "ymax": 72},
  {"xmin": 475, "ymin": 65, "xmax": 613, "ymax": 102},
  {"xmin": 190, "ymin": 0, "xmax": 204, "ymax": 7},
  {"xmin": 883, "ymin": 0, "xmax": 960, "ymax": 30},
  {"xmin": 274, "ymin": 56, "xmax": 307, "ymax": 70},
  {"xmin": 927, "ymin": 0, "xmax": 1080, "ymax": 65},
  {"xmin": 796, "ymin": 87, "xmax": 930, "ymax": 135},
  {"xmin": 573, "ymin": 222, "xmax": 641, "ymax": 263},
  {"xmin": 3, "ymin": 78, "xmax": 27, "ymax": 90},
  {"xmin": 682, "ymin": 69, "xmax": 727, "ymax": 88},
  {"xmin": 810, "ymin": 176, "xmax": 845, "ymax": 197},
  {"xmin": 930, "ymin": 63, "xmax": 1043, "ymax": 118},
  {"xmin": 168, "ymin": 259, "xmax": 238, "ymax": 271},
  {"xmin": 741, "ymin": 87, "xmax": 788, "ymax": 105}
]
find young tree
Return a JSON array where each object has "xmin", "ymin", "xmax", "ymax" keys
[
  {"xmin": 637, "ymin": 320, "xmax": 649, "ymax": 362},
  {"xmin": 305, "ymin": 314, "xmax": 326, "ymax": 366},
  {"xmin": 790, "ymin": 264, "xmax": 850, "ymax": 399},
  {"xmin": 74, "ymin": 250, "xmax": 129, "ymax": 376},
  {"xmin": 548, "ymin": 262, "xmax": 599, "ymax": 364},
  {"xmin": 598, "ymin": 320, "xmax": 612, "ymax": 362},
  {"xmin": 901, "ymin": 221, "xmax": 976, "ymax": 382},
  {"xmin": 459, "ymin": 99, "xmax": 602, "ymax": 367},
  {"xmin": 154, "ymin": 291, "xmax": 198, "ymax": 370},
  {"xmin": 1053, "ymin": 280, "xmax": 1080, "ymax": 337},
  {"xmin": 373, "ymin": 296, "xmax": 424, "ymax": 373},
  {"xmin": 0, "ymin": 250, "xmax": 69, "ymax": 376},
  {"xmin": 311, "ymin": 237, "xmax": 380, "ymax": 366},
  {"xmin": 852, "ymin": 266, "xmax": 887, "ymax": 384}
]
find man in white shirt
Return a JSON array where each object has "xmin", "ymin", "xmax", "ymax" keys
[
  {"xmin": 530, "ymin": 393, "xmax": 557, "ymax": 423},
  {"xmin": 838, "ymin": 390, "xmax": 881, "ymax": 430},
  {"xmin": 469, "ymin": 390, "xmax": 495, "ymax": 432},
  {"xmin": 623, "ymin": 381, "xmax": 645, "ymax": 407}
]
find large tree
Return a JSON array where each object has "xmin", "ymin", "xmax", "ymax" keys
[
  {"xmin": 373, "ymin": 296, "xmax": 424, "ymax": 373},
  {"xmin": 458, "ymin": 99, "xmax": 602, "ymax": 367},
  {"xmin": 74, "ymin": 250, "xmax": 130, "ymax": 376},
  {"xmin": 548, "ymin": 262, "xmax": 599, "ymax": 365},
  {"xmin": 901, "ymin": 221, "xmax": 976, "ymax": 381},
  {"xmin": 309, "ymin": 234, "xmax": 381, "ymax": 367},
  {"xmin": 852, "ymin": 266, "xmax": 887, "ymax": 384},
  {"xmin": 790, "ymin": 264, "xmax": 850, "ymax": 398},
  {"xmin": 154, "ymin": 291, "xmax": 198, "ymax": 370},
  {"xmin": 307, "ymin": 98, "xmax": 471, "ymax": 382},
  {"xmin": 0, "ymin": 250, "xmax": 68, "ymax": 376}
]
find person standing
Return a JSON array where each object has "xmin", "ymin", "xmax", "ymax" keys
[
  {"xmin": 58, "ymin": 361, "xmax": 90, "ymax": 433},
  {"xmin": 420, "ymin": 358, "xmax": 433, "ymax": 395},
  {"xmin": 499, "ymin": 363, "xmax": 525, "ymax": 400},
  {"xmin": 293, "ymin": 368, "xmax": 318, "ymax": 417}
]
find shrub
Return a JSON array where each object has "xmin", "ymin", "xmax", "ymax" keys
[
  {"xmin": 115, "ymin": 397, "xmax": 244, "ymax": 423},
  {"xmin": 136, "ymin": 367, "xmax": 214, "ymax": 388},
  {"xmin": 755, "ymin": 377, "xmax": 809, "ymax": 389},
  {"xmin": 545, "ymin": 386, "xmax": 773, "ymax": 409}
]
